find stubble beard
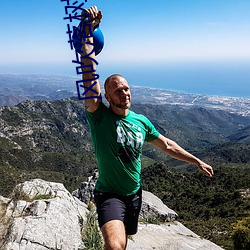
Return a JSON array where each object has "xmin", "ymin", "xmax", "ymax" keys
[{"xmin": 110, "ymin": 98, "xmax": 131, "ymax": 110}]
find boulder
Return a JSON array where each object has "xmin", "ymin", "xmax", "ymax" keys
[
  {"xmin": 72, "ymin": 172, "xmax": 178, "ymax": 222},
  {"xmin": 140, "ymin": 190, "xmax": 178, "ymax": 222},
  {"xmin": 72, "ymin": 169, "xmax": 98, "ymax": 204},
  {"xmin": 0, "ymin": 179, "xmax": 89, "ymax": 250},
  {"xmin": 127, "ymin": 222, "xmax": 224, "ymax": 250}
]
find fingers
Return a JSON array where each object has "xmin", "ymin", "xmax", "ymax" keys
[
  {"xmin": 199, "ymin": 163, "xmax": 214, "ymax": 177},
  {"xmin": 204, "ymin": 167, "xmax": 214, "ymax": 177},
  {"xmin": 88, "ymin": 6, "xmax": 99, "ymax": 19},
  {"xmin": 83, "ymin": 6, "xmax": 102, "ymax": 22},
  {"xmin": 98, "ymin": 10, "xmax": 103, "ymax": 21}
]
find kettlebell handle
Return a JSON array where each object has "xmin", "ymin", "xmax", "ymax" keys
[
  {"xmin": 82, "ymin": 16, "xmax": 92, "ymax": 23},
  {"xmin": 81, "ymin": 10, "xmax": 99, "ymax": 28}
]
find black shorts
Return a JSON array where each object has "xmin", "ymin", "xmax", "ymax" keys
[{"xmin": 94, "ymin": 187, "xmax": 142, "ymax": 235}]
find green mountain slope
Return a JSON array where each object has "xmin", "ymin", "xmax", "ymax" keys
[
  {"xmin": 0, "ymin": 98, "xmax": 250, "ymax": 196},
  {"xmin": 141, "ymin": 162, "xmax": 250, "ymax": 249},
  {"xmin": 0, "ymin": 98, "xmax": 97, "ymax": 195}
]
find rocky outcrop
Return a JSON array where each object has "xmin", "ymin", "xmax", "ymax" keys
[
  {"xmin": 72, "ymin": 173, "xmax": 178, "ymax": 222},
  {"xmin": 0, "ymin": 179, "xmax": 224, "ymax": 250},
  {"xmin": 127, "ymin": 222, "xmax": 224, "ymax": 250},
  {"xmin": 0, "ymin": 179, "xmax": 89, "ymax": 250},
  {"xmin": 72, "ymin": 169, "xmax": 98, "ymax": 204},
  {"xmin": 140, "ymin": 190, "xmax": 177, "ymax": 222}
]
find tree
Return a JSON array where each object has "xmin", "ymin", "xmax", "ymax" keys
[{"xmin": 232, "ymin": 216, "xmax": 250, "ymax": 250}]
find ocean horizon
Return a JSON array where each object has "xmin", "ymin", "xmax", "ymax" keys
[
  {"xmin": 1, "ymin": 61, "xmax": 250, "ymax": 99},
  {"xmin": 103, "ymin": 61, "xmax": 250, "ymax": 99}
]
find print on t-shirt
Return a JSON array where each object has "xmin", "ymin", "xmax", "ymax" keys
[{"xmin": 116, "ymin": 120, "xmax": 143, "ymax": 163}]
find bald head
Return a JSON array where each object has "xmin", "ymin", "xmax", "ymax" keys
[{"xmin": 104, "ymin": 74, "xmax": 128, "ymax": 93}]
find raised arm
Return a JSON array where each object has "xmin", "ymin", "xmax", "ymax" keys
[
  {"xmin": 81, "ymin": 6, "xmax": 102, "ymax": 112},
  {"xmin": 150, "ymin": 134, "xmax": 214, "ymax": 177}
]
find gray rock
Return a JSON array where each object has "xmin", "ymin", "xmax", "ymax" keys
[
  {"xmin": 0, "ymin": 179, "xmax": 224, "ymax": 250},
  {"xmin": 73, "ymin": 175, "xmax": 178, "ymax": 222},
  {"xmin": 0, "ymin": 179, "xmax": 89, "ymax": 250},
  {"xmin": 140, "ymin": 190, "xmax": 178, "ymax": 222},
  {"xmin": 127, "ymin": 222, "xmax": 224, "ymax": 250},
  {"xmin": 72, "ymin": 169, "xmax": 98, "ymax": 204}
]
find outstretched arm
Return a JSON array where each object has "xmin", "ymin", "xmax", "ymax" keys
[
  {"xmin": 81, "ymin": 6, "xmax": 102, "ymax": 112},
  {"xmin": 150, "ymin": 134, "xmax": 214, "ymax": 177}
]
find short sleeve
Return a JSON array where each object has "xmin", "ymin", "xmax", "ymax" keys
[
  {"xmin": 85, "ymin": 102, "xmax": 106, "ymax": 126},
  {"xmin": 144, "ymin": 117, "xmax": 160, "ymax": 142}
]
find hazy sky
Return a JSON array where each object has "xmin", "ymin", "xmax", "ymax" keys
[
  {"xmin": 1, "ymin": 0, "xmax": 250, "ymax": 65},
  {"xmin": 0, "ymin": 0, "xmax": 250, "ymax": 97}
]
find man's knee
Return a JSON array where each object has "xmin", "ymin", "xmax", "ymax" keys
[
  {"xmin": 101, "ymin": 220, "xmax": 127, "ymax": 250},
  {"xmin": 104, "ymin": 239, "xmax": 126, "ymax": 250}
]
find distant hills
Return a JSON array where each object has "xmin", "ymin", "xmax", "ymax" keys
[
  {"xmin": 0, "ymin": 98, "xmax": 95, "ymax": 196},
  {"xmin": 1, "ymin": 73, "xmax": 249, "ymax": 116},
  {"xmin": 228, "ymin": 125, "xmax": 250, "ymax": 143},
  {"xmin": 0, "ymin": 74, "xmax": 76, "ymax": 106}
]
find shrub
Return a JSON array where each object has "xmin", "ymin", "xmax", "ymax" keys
[
  {"xmin": 140, "ymin": 215, "xmax": 161, "ymax": 225},
  {"xmin": 82, "ymin": 202, "xmax": 104, "ymax": 250},
  {"xmin": 232, "ymin": 217, "xmax": 250, "ymax": 250}
]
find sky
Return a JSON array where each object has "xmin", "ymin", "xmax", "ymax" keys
[{"xmin": 0, "ymin": 0, "xmax": 250, "ymax": 97}]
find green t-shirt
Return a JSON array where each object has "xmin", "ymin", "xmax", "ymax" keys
[{"xmin": 85, "ymin": 103, "xmax": 160, "ymax": 196}]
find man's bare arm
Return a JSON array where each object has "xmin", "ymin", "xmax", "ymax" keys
[
  {"xmin": 81, "ymin": 6, "xmax": 102, "ymax": 112},
  {"xmin": 150, "ymin": 134, "xmax": 214, "ymax": 177}
]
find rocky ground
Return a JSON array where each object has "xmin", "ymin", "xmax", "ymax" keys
[{"xmin": 0, "ymin": 178, "xmax": 224, "ymax": 250}]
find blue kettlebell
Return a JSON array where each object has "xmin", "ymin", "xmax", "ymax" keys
[{"xmin": 72, "ymin": 16, "xmax": 104, "ymax": 55}]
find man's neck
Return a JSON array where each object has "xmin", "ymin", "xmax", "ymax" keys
[{"xmin": 110, "ymin": 106, "xmax": 129, "ymax": 116}]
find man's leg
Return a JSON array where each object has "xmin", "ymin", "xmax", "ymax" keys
[
  {"xmin": 94, "ymin": 190, "xmax": 128, "ymax": 249},
  {"xmin": 124, "ymin": 187, "xmax": 142, "ymax": 235},
  {"xmin": 101, "ymin": 220, "xmax": 127, "ymax": 250}
]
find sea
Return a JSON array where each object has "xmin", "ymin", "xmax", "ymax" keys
[
  {"xmin": 1, "ymin": 60, "xmax": 250, "ymax": 99},
  {"xmin": 99, "ymin": 61, "xmax": 250, "ymax": 99}
]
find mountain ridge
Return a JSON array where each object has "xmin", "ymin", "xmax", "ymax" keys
[{"xmin": 1, "ymin": 97, "xmax": 250, "ymax": 196}]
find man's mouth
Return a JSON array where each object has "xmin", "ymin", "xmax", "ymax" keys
[{"xmin": 121, "ymin": 99, "xmax": 129, "ymax": 103}]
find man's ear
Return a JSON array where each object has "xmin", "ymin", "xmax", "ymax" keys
[{"xmin": 105, "ymin": 93, "xmax": 109, "ymax": 102}]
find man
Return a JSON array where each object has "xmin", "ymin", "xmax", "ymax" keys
[{"xmin": 80, "ymin": 6, "xmax": 214, "ymax": 250}]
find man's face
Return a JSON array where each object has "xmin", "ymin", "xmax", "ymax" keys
[{"xmin": 105, "ymin": 77, "xmax": 131, "ymax": 110}]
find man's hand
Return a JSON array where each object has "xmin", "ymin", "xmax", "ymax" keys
[
  {"xmin": 82, "ymin": 6, "xmax": 102, "ymax": 28},
  {"xmin": 197, "ymin": 161, "xmax": 214, "ymax": 177}
]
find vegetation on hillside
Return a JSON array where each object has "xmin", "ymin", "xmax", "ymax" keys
[
  {"xmin": 141, "ymin": 162, "xmax": 250, "ymax": 249},
  {"xmin": 232, "ymin": 216, "xmax": 250, "ymax": 250}
]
